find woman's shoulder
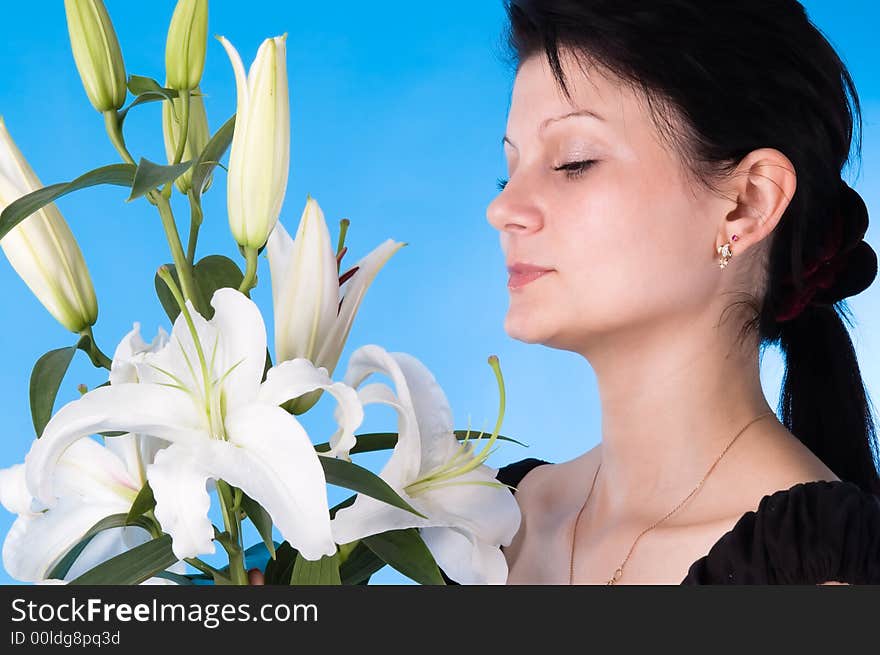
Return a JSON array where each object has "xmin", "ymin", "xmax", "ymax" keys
[{"xmin": 681, "ymin": 478, "xmax": 880, "ymax": 584}]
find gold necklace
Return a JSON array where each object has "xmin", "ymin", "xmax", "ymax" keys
[{"xmin": 569, "ymin": 411, "xmax": 775, "ymax": 585}]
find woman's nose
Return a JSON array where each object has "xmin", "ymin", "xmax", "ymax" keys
[{"xmin": 486, "ymin": 179, "xmax": 544, "ymax": 234}]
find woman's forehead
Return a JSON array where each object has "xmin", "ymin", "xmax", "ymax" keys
[{"xmin": 506, "ymin": 53, "xmax": 652, "ymax": 148}]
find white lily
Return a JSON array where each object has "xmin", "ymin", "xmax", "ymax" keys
[
  {"xmin": 267, "ymin": 197, "xmax": 405, "ymax": 414},
  {"xmin": 0, "ymin": 322, "xmax": 183, "ymax": 584},
  {"xmin": 329, "ymin": 345, "xmax": 521, "ymax": 585},
  {"xmin": 23, "ymin": 287, "xmax": 364, "ymax": 561},
  {"xmin": 0, "ymin": 439, "xmax": 183, "ymax": 584},
  {"xmin": 0, "ymin": 116, "xmax": 98, "ymax": 334},
  {"xmin": 218, "ymin": 34, "xmax": 290, "ymax": 250}
]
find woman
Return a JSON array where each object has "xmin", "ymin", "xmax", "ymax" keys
[{"xmin": 488, "ymin": 0, "xmax": 880, "ymax": 585}]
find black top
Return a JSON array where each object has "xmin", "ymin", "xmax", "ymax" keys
[{"xmin": 440, "ymin": 457, "xmax": 880, "ymax": 584}]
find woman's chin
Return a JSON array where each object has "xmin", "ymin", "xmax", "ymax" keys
[{"xmin": 504, "ymin": 309, "xmax": 553, "ymax": 344}]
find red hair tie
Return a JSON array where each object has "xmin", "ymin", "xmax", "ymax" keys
[{"xmin": 775, "ymin": 207, "xmax": 846, "ymax": 323}]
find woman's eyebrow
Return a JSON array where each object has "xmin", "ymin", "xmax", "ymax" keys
[{"xmin": 502, "ymin": 108, "xmax": 606, "ymax": 148}]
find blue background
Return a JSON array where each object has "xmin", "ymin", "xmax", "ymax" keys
[{"xmin": 0, "ymin": 1, "xmax": 877, "ymax": 585}]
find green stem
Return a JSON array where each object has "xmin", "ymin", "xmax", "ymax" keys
[
  {"xmin": 161, "ymin": 90, "xmax": 191, "ymax": 200},
  {"xmin": 78, "ymin": 326, "xmax": 112, "ymax": 370},
  {"xmin": 226, "ymin": 547, "xmax": 248, "ymax": 585},
  {"xmin": 185, "ymin": 557, "xmax": 231, "ymax": 584},
  {"xmin": 336, "ymin": 218, "xmax": 351, "ymax": 273},
  {"xmin": 216, "ymin": 480, "xmax": 248, "ymax": 585},
  {"xmin": 103, "ymin": 110, "xmax": 136, "ymax": 166},
  {"xmin": 337, "ymin": 540, "xmax": 359, "ymax": 567},
  {"xmin": 185, "ymin": 188, "xmax": 202, "ymax": 265},
  {"xmin": 238, "ymin": 247, "xmax": 259, "ymax": 296},
  {"xmin": 155, "ymin": 192, "xmax": 204, "ymax": 314},
  {"xmin": 172, "ymin": 90, "xmax": 191, "ymax": 166}
]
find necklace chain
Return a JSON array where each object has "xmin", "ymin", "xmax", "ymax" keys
[{"xmin": 568, "ymin": 411, "xmax": 776, "ymax": 585}]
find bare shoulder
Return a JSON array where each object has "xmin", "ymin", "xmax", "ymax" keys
[
  {"xmin": 502, "ymin": 450, "xmax": 598, "ymax": 575},
  {"xmin": 680, "ymin": 423, "xmax": 843, "ymax": 525},
  {"xmin": 500, "ymin": 459, "xmax": 559, "ymax": 572}
]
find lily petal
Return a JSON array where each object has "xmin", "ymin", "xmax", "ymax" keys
[
  {"xmin": 63, "ymin": 524, "xmax": 153, "ymax": 580},
  {"xmin": 340, "ymin": 345, "xmax": 423, "ymax": 480},
  {"xmin": 0, "ymin": 464, "xmax": 33, "ymax": 516},
  {"xmin": 348, "ymin": 382, "xmax": 416, "ymax": 488},
  {"xmin": 420, "ymin": 526, "xmax": 510, "ymax": 585},
  {"xmin": 315, "ymin": 239, "xmax": 405, "ymax": 376},
  {"xmin": 2, "ymin": 496, "xmax": 129, "ymax": 582},
  {"xmin": 102, "ymin": 433, "xmax": 168, "ymax": 489},
  {"xmin": 257, "ymin": 358, "xmax": 363, "ymax": 459},
  {"xmin": 386, "ymin": 352, "xmax": 458, "ymax": 476},
  {"xmin": 146, "ymin": 443, "xmax": 215, "ymax": 560},
  {"xmin": 205, "ymin": 288, "xmax": 267, "ymax": 408},
  {"xmin": 109, "ymin": 322, "xmax": 169, "ymax": 386},
  {"xmin": 217, "ymin": 36, "xmax": 248, "ymax": 122},
  {"xmin": 223, "ymin": 403, "xmax": 337, "ymax": 560},
  {"xmin": 330, "ymin": 489, "xmax": 433, "ymax": 545},
  {"xmin": 25, "ymin": 384, "xmax": 204, "ymax": 507},
  {"xmin": 266, "ymin": 216, "xmax": 295, "ymax": 311},
  {"xmin": 217, "ymin": 36, "xmax": 249, "ymax": 245},
  {"xmin": 415, "ymin": 466, "xmax": 521, "ymax": 547},
  {"xmin": 53, "ymin": 436, "xmax": 141, "ymax": 506}
]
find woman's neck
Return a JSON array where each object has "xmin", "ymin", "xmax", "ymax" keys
[{"xmin": 578, "ymin": 311, "xmax": 777, "ymax": 523}]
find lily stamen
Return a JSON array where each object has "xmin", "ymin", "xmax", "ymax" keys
[{"xmin": 404, "ymin": 355, "xmax": 507, "ymax": 498}]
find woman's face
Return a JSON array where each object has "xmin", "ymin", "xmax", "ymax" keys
[{"xmin": 487, "ymin": 52, "xmax": 724, "ymax": 355}]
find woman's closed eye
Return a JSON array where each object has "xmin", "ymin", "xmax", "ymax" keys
[
  {"xmin": 554, "ymin": 159, "xmax": 597, "ymax": 180},
  {"xmin": 496, "ymin": 159, "xmax": 597, "ymax": 191}
]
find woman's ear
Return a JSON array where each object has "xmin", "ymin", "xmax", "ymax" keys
[{"xmin": 716, "ymin": 148, "xmax": 797, "ymax": 256}]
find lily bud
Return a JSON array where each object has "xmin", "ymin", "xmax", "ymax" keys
[
  {"xmin": 165, "ymin": 0, "xmax": 209, "ymax": 91},
  {"xmin": 267, "ymin": 197, "xmax": 405, "ymax": 414},
  {"xmin": 0, "ymin": 118, "xmax": 98, "ymax": 333},
  {"xmin": 271, "ymin": 197, "xmax": 339, "ymax": 365},
  {"xmin": 218, "ymin": 34, "xmax": 290, "ymax": 250},
  {"xmin": 162, "ymin": 86, "xmax": 211, "ymax": 194},
  {"xmin": 63, "ymin": 0, "xmax": 127, "ymax": 112}
]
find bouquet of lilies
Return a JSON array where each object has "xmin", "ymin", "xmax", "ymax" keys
[{"xmin": 0, "ymin": 0, "xmax": 522, "ymax": 586}]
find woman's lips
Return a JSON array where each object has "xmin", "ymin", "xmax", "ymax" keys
[{"xmin": 507, "ymin": 266, "xmax": 553, "ymax": 289}]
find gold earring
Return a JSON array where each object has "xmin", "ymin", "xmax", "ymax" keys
[{"xmin": 717, "ymin": 242, "xmax": 733, "ymax": 269}]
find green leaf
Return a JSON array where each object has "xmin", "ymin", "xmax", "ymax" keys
[
  {"xmin": 263, "ymin": 541, "xmax": 298, "ymax": 585},
  {"xmin": 68, "ymin": 534, "xmax": 178, "ymax": 585},
  {"xmin": 126, "ymin": 75, "xmax": 180, "ymax": 100},
  {"xmin": 155, "ymin": 256, "xmax": 243, "ymax": 323},
  {"xmin": 151, "ymin": 570, "xmax": 195, "ymax": 585},
  {"xmin": 46, "ymin": 513, "xmax": 155, "ymax": 580},
  {"xmin": 329, "ymin": 493, "xmax": 356, "ymax": 520},
  {"xmin": 189, "ymin": 113, "xmax": 235, "ymax": 221},
  {"xmin": 29, "ymin": 345, "xmax": 78, "ymax": 437},
  {"xmin": 240, "ymin": 492, "xmax": 275, "ymax": 560},
  {"xmin": 128, "ymin": 157, "xmax": 193, "ymax": 201},
  {"xmin": 193, "ymin": 255, "xmax": 244, "ymax": 318},
  {"xmin": 262, "ymin": 348, "xmax": 273, "ymax": 383},
  {"xmin": 362, "ymin": 528, "xmax": 446, "ymax": 586},
  {"xmin": 125, "ymin": 481, "xmax": 156, "ymax": 525},
  {"xmin": 0, "ymin": 164, "xmax": 136, "ymax": 241},
  {"xmin": 319, "ymin": 457, "xmax": 427, "ymax": 519},
  {"xmin": 314, "ymin": 430, "xmax": 529, "ymax": 455},
  {"xmin": 154, "ymin": 263, "xmax": 181, "ymax": 322},
  {"xmin": 339, "ymin": 541, "xmax": 386, "ymax": 585},
  {"xmin": 291, "ymin": 550, "xmax": 341, "ymax": 585}
]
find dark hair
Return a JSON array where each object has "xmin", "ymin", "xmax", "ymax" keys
[{"xmin": 502, "ymin": 0, "xmax": 880, "ymax": 494}]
